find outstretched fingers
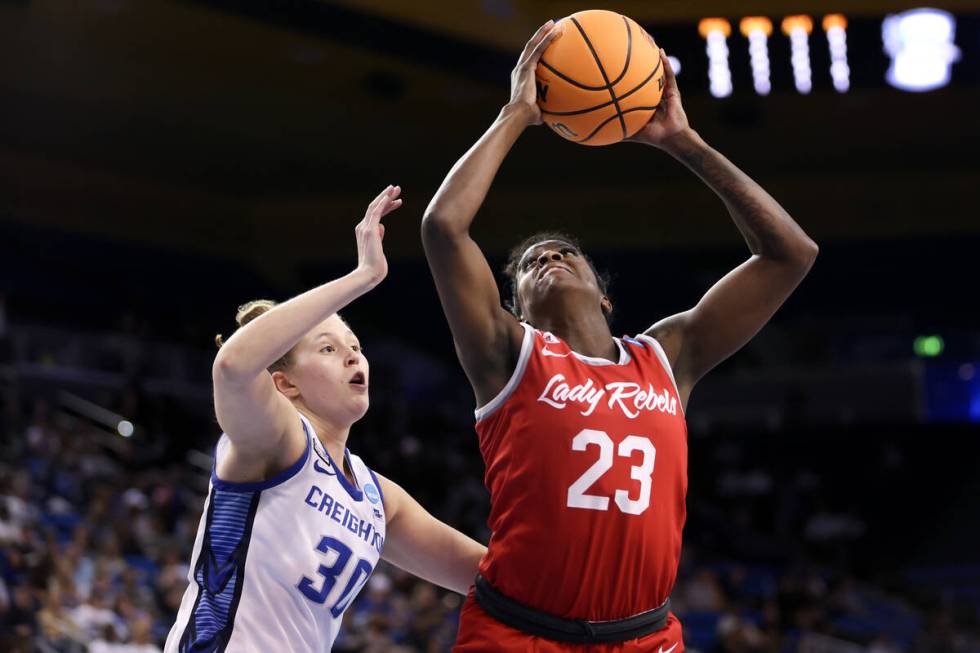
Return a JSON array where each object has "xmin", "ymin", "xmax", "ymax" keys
[
  {"xmin": 528, "ymin": 23, "xmax": 561, "ymax": 65},
  {"xmin": 365, "ymin": 185, "xmax": 401, "ymax": 225},
  {"xmin": 518, "ymin": 20, "xmax": 556, "ymax": 65},
  {"xmin": 377, "ymin": 186, "xmax": 402, "ymax": 219},
  {"xmin": 660, "ymin": 48, "xmax": 679, "ymax": 98},
  {"xmin": 379, "ymin": 197, "xmax": 403, "ymax": 219}
]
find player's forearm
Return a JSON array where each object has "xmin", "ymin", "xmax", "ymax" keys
[
  {"xmin": 418, "ymin": 529, "xmax": 486, "ymax": 595},
  {"xmin": 662, "ymin": 129, "xmax": 818, "ymax": 263},
  {"xmin": 386, "ymin": 541, "xmax": 484, "ymax": 596},
  {"xmin": 213, "ymin": 268, "xmax": 378, "ymax": 381},
  {"xmin": 419, "ymin": 526, "xmax": 487, "ymax": 596},
  {"xmin": 384, "ymin": 510, "xmax": 486, "ymax": 595},
  {"xmin": 422, "ymin": 103, "xmax": 532, "ymax": 236}
]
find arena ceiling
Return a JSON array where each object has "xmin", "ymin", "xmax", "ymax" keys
[{"xmin": 2, "ymin": 0, "xmax": 979, "ymax": 281}]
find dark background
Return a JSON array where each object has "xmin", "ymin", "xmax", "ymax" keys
[{"xmin": 1, "ymin": 1, "xmax": 978, "ymax": 652}]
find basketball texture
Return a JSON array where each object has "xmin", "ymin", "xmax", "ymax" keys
[{"xmin": 535, "ymin": 10, "xmax": 664, "ymax": 146}]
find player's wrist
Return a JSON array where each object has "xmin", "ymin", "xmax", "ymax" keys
[
  {"xmin": 349, "ymin": 264, "xmax": 386, "ymax": 291},
  {"xmin": 499, "ymin": 101, "xmax": 537, "ymax": 128},
  {"xmin": 660, "ymin": 127, "xmax": 703, "ymax": 157}
]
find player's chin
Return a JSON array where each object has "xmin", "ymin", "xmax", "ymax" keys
[
  {"xmin": 327, "ymin": 391, "xmax": 369, "ymax": 423},
  {"xmin": 535, "ymin": 274, "xmax": 583, "ymax": 299},
  {"xmin": 548, "ymin": 264, "xmax": 585, "ymax": 281},
  {"xmin": 348, "ymin": 393, "xmax": 370, "ymax": 420}
]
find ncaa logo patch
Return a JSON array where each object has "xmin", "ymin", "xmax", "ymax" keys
[{"xmin": 364, "ymin": 483, "xmax": 381, "ymax": 504}]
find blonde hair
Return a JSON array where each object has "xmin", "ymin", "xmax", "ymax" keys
[{"xmin": 215, "ymin": 300, "xmax": 292, "ymax": 373}]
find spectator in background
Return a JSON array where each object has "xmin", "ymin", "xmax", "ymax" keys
[
  {"xmin": 683, "ymin": 568, "xmax": 727, "ymax": 612},
  {"xmin": 1, "ymin": 584, "xmax": 39, "ymax": 639},
  {"xmin": 37, "ymin": 583, "xmax": 86, "ymax": 648},
  {"xmin": 90, "ymin": 614, "xmax": 161, "ymax": 653},
  {"xmin": 70, "ymin": 590, "xmax": 123, "ymax": 641},
  {"xmin": 712, "ymin": 611, "xmax": 775, "ymax": 653}
]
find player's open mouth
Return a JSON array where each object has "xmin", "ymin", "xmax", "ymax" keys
[{"xmin": 348, "ymin": 371, "xmax": 366, "ymax": 387}]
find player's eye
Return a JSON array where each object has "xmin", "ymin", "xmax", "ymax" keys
[
  {"xmin": 351, "ymin": 345, "xmax": 361, "ymax": 353},
  {"xmin": 320, "ymin": 345, "xmax": 335, "ymax": 353},
  {"xmin": 561, "ymin": 247, "xmax": 578, "ymax": 256}
]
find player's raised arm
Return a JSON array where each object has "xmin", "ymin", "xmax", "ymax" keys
[
  {"xmin": 421, "ymin": 21, "xmax": 559, "ymax": 407},
  {"xmin": 629, "ymin": 48, "xmax": 818, "ymax": 401},
  {"xmin": 212, "ymin": 186, "xmax": 401, "ymax": 459}
]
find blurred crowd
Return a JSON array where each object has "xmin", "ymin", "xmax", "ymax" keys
[{"xmin": 0, "ymin": 317, "xmax": 978, "ymax": 652}]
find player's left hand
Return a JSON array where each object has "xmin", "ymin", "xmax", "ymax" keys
[{"xmin": 626, "ymin": 43, "xmax": 692, "ymax": 149}]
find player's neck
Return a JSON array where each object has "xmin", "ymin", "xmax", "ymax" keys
[
  {"xmin": 304, "ymin": 412, "xmax": 356, "ymax": 482},
  {"xmin": 534, "ymin": 309, "xmax": 616, "ymax": 362}
]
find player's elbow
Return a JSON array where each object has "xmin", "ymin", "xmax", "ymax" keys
[
  {"xmin": 212, "ymin": 350, "xmax": 258, "ymax": 387},
  {"xmin": 421, "ymin": 207, "xmax": 465, "ymax": 243},
  {"xmin": 795, "ymin": 237, "xmax": 819, "ymax": 270},
  {"xmin": 774, "ymin": 234, "xmax": 818, "ymax": 273},
  {"xmin": 421, "ymin": 210, "xmax": 449, "ymax": 240}
]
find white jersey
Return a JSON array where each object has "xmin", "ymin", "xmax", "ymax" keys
[{"xmin": 165, "ymin": 415, "xmax": 386, "ymax": 653}]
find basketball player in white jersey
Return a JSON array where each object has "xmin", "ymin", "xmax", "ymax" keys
[{"xmin": 165, "ymin": 185, "xmax": 486, "ymax": 652}]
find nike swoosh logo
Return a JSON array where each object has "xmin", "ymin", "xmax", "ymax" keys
[
  {"xmin": 659, "ymin": 643, "xmax": 678, "ymax": 653},
  {"xmin": 313, "ymin": 459, "xmax": 336, "ymax": 476},
  {"xmin": 541, "ymin": 348, "xmax": 571, "ymax": 358}
]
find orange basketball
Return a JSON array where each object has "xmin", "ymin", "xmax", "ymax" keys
[{"xmin": 536, "ymin": 10, "xmax": 664, "ymax": 146}]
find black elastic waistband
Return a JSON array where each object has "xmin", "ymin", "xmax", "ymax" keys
[{"xmin": 473, "ymin": 574, "xmax": 671, "ymax": 644}]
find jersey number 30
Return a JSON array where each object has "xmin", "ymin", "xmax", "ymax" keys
[
  {"xmin": 566, "ymin": 429, "xmax": 656, "ymax": 515},
  {"xmin": 297, "ymin": 536, "xmax": 373, "ymax": 617}
]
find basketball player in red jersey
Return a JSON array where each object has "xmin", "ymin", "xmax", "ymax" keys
[{"xmin": 422, "ymin": 20, "xmax": 818, "ymax": 653}]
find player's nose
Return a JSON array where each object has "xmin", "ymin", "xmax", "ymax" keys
[{"xmin": 537, "ymin": 250, "xmax": 564, "ymax": 264}]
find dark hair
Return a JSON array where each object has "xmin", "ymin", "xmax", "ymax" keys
[
  {"xmin": 215, "ymin": 300, "xmax": 292, "ymax": 373},
  {"xmin": 503, "ymin": 231, "xmax": 613, "ymax": 323}
]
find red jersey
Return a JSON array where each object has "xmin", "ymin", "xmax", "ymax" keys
[{"xmin": 475, "ymin": 323, "xmax": 688, "ymax": 622}]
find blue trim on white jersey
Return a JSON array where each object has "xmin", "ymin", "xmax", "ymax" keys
[
  {"xmin": 330, "ymin": 449, "xmax": 363, "ymax": 502},
  {"xmin": 210, "ymin": 422, "xmax": 311, "ymax": 493},
  {"xmin": 177, "ymin": 487, "xmax": 261, "ymax": 652},
  {"xmin": 367, "ymin": 468, "xmax": 384, "ymax": 505}
]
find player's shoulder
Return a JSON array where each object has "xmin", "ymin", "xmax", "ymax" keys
[{"xmin": 623, "ymin": 332, "xmax": 667, "ymax": 356}]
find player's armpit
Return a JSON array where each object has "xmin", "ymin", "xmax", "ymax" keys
[
  {"xmin": 649, "ymin": 253, "xmax": 814, "ymax": 394},
  {"xmin": 420, "ymin": 221, "xmax": 525, "ymax": 405}
]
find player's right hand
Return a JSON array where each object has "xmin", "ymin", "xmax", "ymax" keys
[
  {"xmin": 507, "ymin": 20, "xmax": 561, "ymax": 125},
  {"xmin": 355, "ymin": 185, "xmax": 401, "ymax": 285}
]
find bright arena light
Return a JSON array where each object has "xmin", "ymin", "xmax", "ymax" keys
[
  {"xmin": 117, "ymin": 420, "xmax": 135, "ymax": 437},
  {"xmin": 698, "ymin": 18, "xmax": 732, "ymax": 98},
  {"xmin": 782, "ymin": 16, "xmax": 814, "ymax": 94},
  {"xmin": 740, "ymin": 17, "xmax": 773, "ymax": 96},
  {"xmin": 883, "ymin": 8, "xmax": 960, "ymax": 92},
  {"xmin": 667, "ymin": 55, "xmax": 682, "ymax": 76},
  {"xmin": 823, "ymin": 14, "xmax": 851, "ymax": 92}
]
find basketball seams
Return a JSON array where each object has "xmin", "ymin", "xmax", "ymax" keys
[
  {"xmin": 539, "ymin": 59, "xmax": 610, "ymax": 92},
  {"xmin": 606, "ymin": 16, "xmax": 633, "ymax": 88},
  {"xmin": 541, "ymin": 56, "xmax": 662, "ymax": 117},
  {"xmin": 569, "ymin": 15, "xmax": 627, "ymax": 139},
  {"xmin": 577, "ymin": 106, "xmax": 658, "ymax": 144}
]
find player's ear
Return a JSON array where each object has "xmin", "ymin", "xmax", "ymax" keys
[
  {"xmin": 600, "ymin": 295, "xmax": 613, "ymax": 316},
  {"xmin": 272, "ymin": 370, "xmax": 300, "ymax": 398}
]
